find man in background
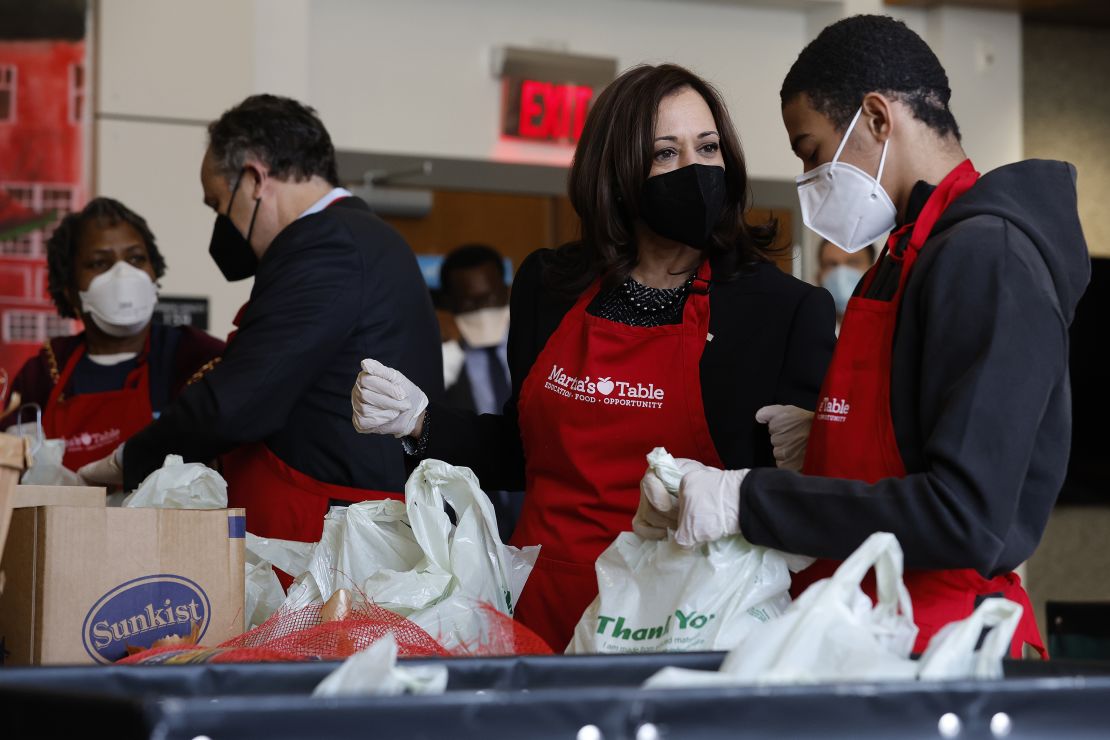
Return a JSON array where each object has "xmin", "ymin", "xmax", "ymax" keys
[
  {"xmin": 815, "ymin": 238, "xmax": 876, "ymax": 332},
  {"xmin": 438, "ymin": 244, "xmax": 520, "ymax": 540}
]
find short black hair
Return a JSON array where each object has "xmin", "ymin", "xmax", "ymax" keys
[
  {"xmin": 781, "ymin": 15, "xmax": 961, "ymax": 140},
  {"xmin": 46, "ymin": 197, "xmax": 166, "ymax": 319},
  {"xmin": 207, "ymin": 94, "xmax": 339, "ymax": 185},
  {"xmin": 440, "ymin": 244, "xmax": 506, "ymax": 296}
]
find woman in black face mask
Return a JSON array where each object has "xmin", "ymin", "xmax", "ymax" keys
[{"xmin": 350, "ymin": 64, "xmax": 836, "ymax": 651}]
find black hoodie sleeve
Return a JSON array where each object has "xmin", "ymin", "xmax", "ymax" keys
[{"xmin": 737, "ymin": 216, "xmax": 1071, "ymax": 576}]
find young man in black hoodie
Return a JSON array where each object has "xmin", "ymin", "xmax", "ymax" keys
[{"xmin": 636, "ymin": 14, "xmax": 1090, "ymax": 656}]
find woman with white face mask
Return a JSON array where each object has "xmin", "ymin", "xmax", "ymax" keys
[
  {"xmin": 350, "ymin": 64, "xmax": 836, "ymax": 650},
  {"xmin": 1, "ymin": 198, "xmax": 225, "ymax": 472}
]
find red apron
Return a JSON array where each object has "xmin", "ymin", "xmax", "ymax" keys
[
  {"xmin": 221, "ymin": 442, "xmax": 401, "ymax": 543},
  {"xmin": 43, "ymin": 338, "xmax": 155, "ymax": 471},
  {"xmin": 797, "ymin": 159, "xmax": 1046, "ymax": 658},
  {"xmin": 219, "ymin": 299, "xmax": 401, "ymax": 546},
  {"xmin": 510, "ymin": 261, "xmax": 723, "ymax": 651}
]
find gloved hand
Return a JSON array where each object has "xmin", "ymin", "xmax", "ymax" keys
[
  {"xmin": 673, "ymin": 460, "xmax": 747, "ymax": 548},
  {"xmin": 634, "ymin": 458, "xmax": 746, "ymax": 547},
  {"xmin": 351, "ymin": 359, "xmax": 429, "ymax": 438},
  {"xmin": 755, "ymin": 404, "xmax": 814, "ymax": 472},
  {"xmin": 634, "ymin": 458, "xmax": 702, "ymax": 539},
  {"xmin": 77, "ymin": 443, "xmax": 125, "ymax": 487}
]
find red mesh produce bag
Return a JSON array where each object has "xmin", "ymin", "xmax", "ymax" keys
[{"xmin": 118, "ymin": 599, "xmax": 551, "ymax": 665}]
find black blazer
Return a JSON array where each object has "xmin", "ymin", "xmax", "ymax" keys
[
  {"xmin": 123, "ymin": 197, "xmax": 444, "ymax": 492},
  {"xmin": 423, "ymin": 248, "xmax": 836, "ymax": 491}
]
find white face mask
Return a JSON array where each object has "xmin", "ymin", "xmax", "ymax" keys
[
  {"xmin": 78, "ymin": 260, "xmax": 159, "ymax": 337},
  {"xmin": 796, "ymin": 106, "xmax": 896, "ymax": 254},
  {"xmin": 454, "ymin": 305, "xmax": 510, "ymax": 349},
  {"xmin": 821, "ymin": 265, "xmax": 865, "ymax": 316}
]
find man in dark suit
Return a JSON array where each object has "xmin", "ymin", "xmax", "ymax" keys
[
  {"xmin": 440, "ymin": 245, "xmax": 510, "ymax": 413},
  {"xmin": 439, "ymin": 244, "xmax": 520, "ymax": 540},
  {"xmin": 80, "ymin": 94, "xmax": 443, "ymax": 542}
]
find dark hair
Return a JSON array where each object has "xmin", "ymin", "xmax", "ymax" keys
[
  {"xmin": 549, "ymin": 63, "xmax": 777, "ymax": 294},
  {"xmin": 440, "ymin": 244, "xmax": 506, "ymax": 295},
  {"xmin": 207, "ymin": 94, "xmax": 339, "ymax": 185},
  {"xmin": 46, "ymin": 197, "xmax": 166, "ymax": 319},
  {"xmin": 781, "ymin": 15, "xmax": 960, "ymax": 140}
]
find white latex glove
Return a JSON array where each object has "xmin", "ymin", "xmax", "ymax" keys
[
  {"xmin": 634, "ymin": 462, "xmax": 685, "ymax": 539},
  {"xmin": 633, "ymin": 457, "xmax": 717, "ymax": 541},
  {"xmin": 755, "ymin": 404, "xmax": 814, "ymax": 472},
  {"xmin": 77, "ymin": 443, "xmax": 125, "ymax": 487},
  {"xmin": 673, "ymin": 459, "xmax": 747, "ymax": 548},
  {"xmin": 351, "ymin": 358, "xmax": 429, "ymax": 438}
]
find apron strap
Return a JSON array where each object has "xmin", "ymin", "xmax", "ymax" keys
[{"xmin": 47, "ymin": 333, "xmax": 153, "ymax": 405}]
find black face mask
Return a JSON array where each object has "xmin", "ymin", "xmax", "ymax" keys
[
  {"xmin": 208, "ymin": 171, "xmax": 261, "ymax": 281},
  {"xmin": 639, "ymin": 163, "xmax": 727, "ymax": 248}
]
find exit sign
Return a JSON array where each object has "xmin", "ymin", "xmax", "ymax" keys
[
  {"xmin": 505, "ymin": 78, "xmax": 593, "ymax": 143},
  {"xmin": 494, "ymin": 47, "xmax": 616, "ymax": 147}
]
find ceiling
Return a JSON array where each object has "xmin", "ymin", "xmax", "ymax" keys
[{"xmin": 885, "ymin": 0, "xmax": 1110, "ymax": 26}]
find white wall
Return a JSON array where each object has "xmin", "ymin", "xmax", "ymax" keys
[
  {"xmin": 95, "ymin": 0, "xmax": 257, "ymax": 341},
  {"xmin": 926, "ymin": 6, "xmax": 1023, "ymax": 175},
  {"xmin": 308, "ymin": 0, "xmax": 807, "ymax": 178},
  {"xmin": 95, "ymin": 0, "xmax": 1023, "ymax": 337}
]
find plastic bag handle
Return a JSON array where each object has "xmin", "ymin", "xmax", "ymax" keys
[
  {"xmin": 12, "ymin": 402, "xmax": 45, "ymax": 457},
  {"xmin": 917, "ymin": 598, "xmax": 1023, "ymax": 680},
  {"xmin": 406, "ymin": 460, "xmax": 504, "ymax": 571},
  {"xmin": 831, "ymin": 532, "xmax": 914, "ymax": 621}
]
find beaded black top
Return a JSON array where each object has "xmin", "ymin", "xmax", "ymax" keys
[{"xmin": 591, "ymin": 273, "xmax": 697, "ymax": 327}]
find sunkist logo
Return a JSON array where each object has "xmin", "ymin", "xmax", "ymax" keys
[
  {"xmin": 816, "ymin": 396, "xmax": 851, "ymax": 423},
  {"xmin": 544, "ymin": 365, "xmax": 665, "ymax": 409},
  {"xmin": 81, "ymin": 574, "xmax": 211, "ymax": 664}
]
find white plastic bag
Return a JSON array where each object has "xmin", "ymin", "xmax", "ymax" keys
[
  {"xmin": 311, "ymin": 633, "xmax": 447, "ymax": 698},
  {"xmin": 567, "ymin": 448, "xmax": 808, "ymax": 654},
  {"xmin": 123, "ymin": 454, "xmax": 227, "ymax": 508},
  {"xmin": 9, "ymin": 406, "xmax": 82, "ymax": 486},
  {"xmin": 281, "ymin": 500, "xmax": 426, "ymax": 612},
  {"xmin": 644, "ymin": 591, "xmax": 1022, "ymax": 688},
  {"xmin": 244, "ymin": 533, "xmax": 316, "ymax": 630},
  {"xmin": 244, "ymin": 559, "xmax": 285, "ymax": 631},
  {"xmin": 279, "ymin": 461, "xmax": 538, "ymax": 653},
  {"xmin": 567, "ymin": 532, "xmax": 795, "ymax": 654},
  {"xmin": 360, "ymin": 459, "xmax": 539, "ymax": 618},
  {"xmin": 916, "ymin": 598, "xmax": 1022, "ymax": 681},
  {"xmin": 407, "ymin": 594, "xmax": 547, "ymax": 655},
  {"xmin": 720, "ymin": 531, "xmax": 918, "ymax": 683},
  {"xmin": 20, "ymin": 438, "xmax": 83, "ymax": 486},
  {"xmin": 645, "ymin": 531, "xmax": 919, "ymax": 687}
]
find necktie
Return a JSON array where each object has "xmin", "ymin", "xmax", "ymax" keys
[{"xmin": 486, "ymin": 346, "xmax": 511, "ymax": 410}]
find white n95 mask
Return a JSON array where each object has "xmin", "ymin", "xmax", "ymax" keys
[
  {"xmin": 454, "ymin": 305, "xmax": 510, "ymax": 349},
  {"xmin": 796, "ymin": 106, "xmax": 896, "ymax": 254},
  {"xmin": 78, "ymin": 260, "xmax": 159, "ymax": 337}
]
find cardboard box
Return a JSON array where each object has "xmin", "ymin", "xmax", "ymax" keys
[
  {"xmin": 0, "ymin": 433, "xmax": 32, "ymax": 582},
  {"xmin": 0, "ymin": 505, "xmax": 245, "ymax": 665},
  {"xmin": 11, "ymin": 485, "xmax": 107, "ymax": 509}
]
